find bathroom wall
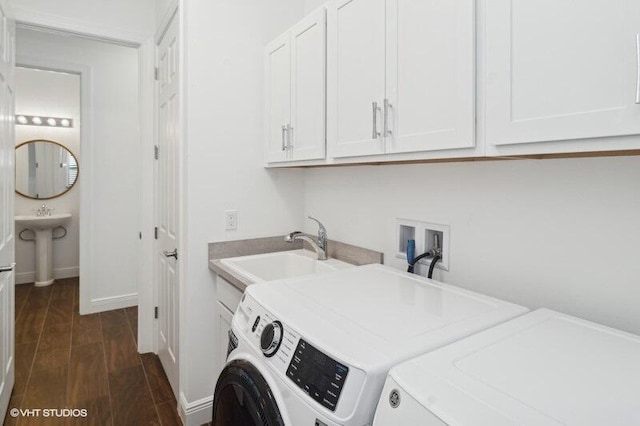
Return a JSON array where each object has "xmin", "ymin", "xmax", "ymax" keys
[
  {"xmin": 14, "ymin": 67, "xmax": 80, "ymax": 284},
  {"xmin": 303, "ymin": 156, "xmax": 640, "ymax": 336},
  {"xmin": 181, "ymin": 0, "xmax": 306, "ymax": 409},
  {"xmin": 17, "ymin": 28, "xmax": 141, "ymax": 311}
]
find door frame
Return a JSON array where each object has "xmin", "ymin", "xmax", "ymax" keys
[{"xmin": 12, "ymin": 15, "xmax": 156, "ymax": 353}]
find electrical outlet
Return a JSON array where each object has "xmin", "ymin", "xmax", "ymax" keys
[{"xmin": 225, "ymin": 210, "xmax": 238, "ymax": 231}]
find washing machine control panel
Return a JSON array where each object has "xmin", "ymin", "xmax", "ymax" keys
[{"xmin": 285, "ymin": 339, "xmax": 349, "ymax": 412}]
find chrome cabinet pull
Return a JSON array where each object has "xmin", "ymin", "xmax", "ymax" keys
[
  {"xmin": 372, "ymin": 102, "xmax": 381, "ymax": 139},
  {"xmin": 384, "ymin": 98, "xmax": 393, "ymax": 137},
  {"xmin": 636, "ymin": 34, "xmax": 640, "ymax": 104},
  {"xmin": 281, "ymin": 125, "xmax": 287, "ymax": 151},
  {"xmin": 163, "ymin": 249, "xmax": 178, "ymax": 260},
  {"xmin": 287, "ymin": 124, "xmax": 294, "ymax": 150},
  {"xmin": 0, "ymin": 263, "xmax": 16, "ymax": 273}
]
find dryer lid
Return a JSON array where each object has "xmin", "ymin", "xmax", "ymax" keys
[{"xmin": 387, "ymin": 308, "xmax": 640, "ymax": 426}]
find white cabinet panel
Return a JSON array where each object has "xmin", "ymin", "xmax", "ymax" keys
[
  {"xmin": 484, "ymin": 0, "xmax": 640, "ymax": 153},
  {"xmin": 265, "ymin": 33, "xmax": 291, "ymax": 163},
  {"xmin": 216, "ymin": 301, "xmax": 234, "ymax": 379},
  {"xmin": 327, "ymin": 0, "xmax": 386, "ymax": 158},
  {"xmin": 291, "ymin": 8, "xmax": 327, "ymax": 161},
  {"xmin": 386, "ymin": 0, "xmax": 475, "ymax": 154}
]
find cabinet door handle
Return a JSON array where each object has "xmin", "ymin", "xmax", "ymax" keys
[
  {"xmin": 636, "ymin": 34, "xmax": 640, "ymax": 104},
  {"xmin": 287, "ymin": 124, "xmax": 294, "ymax": 150},
  {"xmin": 384, "ymin": 99, "xmax": 393, "ymax": 137},
  {"xmin": 372, "ymin": 102, "xmax": 381, "ymax": 139},
  {"xmin": 281, "ymin": 125, "xmax": 287, "ymax": 151}
]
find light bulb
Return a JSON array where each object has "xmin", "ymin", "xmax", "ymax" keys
[
  {"xmin": 61, "ymin": 119, "xmax": 70, "ymax": 127},
  {"xmin": 31, "ymin": 116, "xmax": 42, "ymax": 125},
  {"xmin": 17, "ymin": 116, "xmax": 28, "ymax": 124},
  {"xmin": 47, "ymin": 118, "xmax": 57, "ymax": 126}
]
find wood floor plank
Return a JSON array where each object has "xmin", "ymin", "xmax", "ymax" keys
[
  {"xmin": 38, "ymin": 322, "xmax": 72, "ymax": 352},
  {"xmin": 45, "ymin": 300, "xmax": 74, "ymax": 326},
  {"xmin": 15, "ymin": 306, "xmax": 48, "ymax": 344},
  {"xmin": 24, "ymin": 286, "xmax": 53, "ymax": 310},
  {"xmin": 67, "ymin": 343, "xmax": 109, "ymax": 404},
  {"xmin": 32, "ymin": 347, "xmax": 70, "ymax": 372},
  {"xmin": 102, "ymin": 324, "xmax": 141, "ymax": 373},
  {"xmin": 14, "ymin": 342, "xmax": 37, "ymax": 396},
  {"xmin": 156, "ymin": 400, "xmax": 181, "ymax": 426},
  {"xmin": 99, "ymin": 310, "xmax": 128, "ymax": 329},
  {"xmin": 108, "ymin": 365, "xmax": 160, "ymax": 426},
  {"xmin": 125, "ymin": 307, "xmax": 138, "ymax": 343},
  {"xmin": 22, "ymin": 366, "xmax": 69, "ymax": 409},
  {"xmin": 140, "ymin": 353, "xmax": 174, "ymax": 405},
  {"xmin": 72, "ymin": 313, "xmax": 102, "ymax": 347},
  {"xmin": 65, "ymin": 395, "xmax": 113, "ymax": 426}
]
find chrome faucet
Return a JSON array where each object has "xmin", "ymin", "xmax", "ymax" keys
[
  {"xmin": 285, "ymin": 216, "xmax": 328, "ymax": 260},
  {"xmin": 36, "ymin": 204, "xmax": 54, "ymax": 217}
]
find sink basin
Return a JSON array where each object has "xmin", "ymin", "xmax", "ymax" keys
[
  {"xmin": 15, "ymin": 213, "xmax": 72, "ymax": 230},
  {"xmin": 15, "ymin": 213, "xmax": 72, "ymax": 286},
  {"xmin": 220, "ymin": 249, "xmax": 354, "ymax": 283}
]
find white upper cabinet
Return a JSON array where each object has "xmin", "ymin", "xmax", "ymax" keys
[
  {"xmin": 291, "ymin": 9, "xmax": 327, "ymax": 161},
  {"xmin": 265, "ymin": 32, "xmax": 292, "ymax": 163},
  {"xmin": 386, "ymin": 0, "xmax": 475, "ymax": 154},
  {"xmin": 483, "ymin": 0, "xmax": 640, "ymax": 155},
  {"xmin": 327, "ymin": 0, "xmax": 386, "ymax": 158},
  {"xmin": 327, "ymin": 0, "xmax": 475, "ymax": 159},
  {"xmin": 265, "ymin": 9, "xmax": 326, "ymax": 163}
]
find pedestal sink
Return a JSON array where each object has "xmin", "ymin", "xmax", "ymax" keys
[{"xmin": 15, "ymin": 214, "xmax": 72, "ymax": 286}]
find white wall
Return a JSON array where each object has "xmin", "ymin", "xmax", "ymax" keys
[
  {"xmin": 9, "ymin": 0, "xmax": 155, "ymax": 42},
  {"xmin": 17, "ymin": 28, "xmax": 141, "ymax": 311},
  {"xmin": 304, "ymin": 0, "xmax": 327, "ymax": 14},
  {"xmin": 14, "ymin": 67, "xmax": 80, "ymax": 284},
  {"xmin": 303, "ymin": 156, "xmax": 640, "ymax": 335},
  {"xmin": 182, "ymin": 0, "xmax": 305, "ymax": 410}
]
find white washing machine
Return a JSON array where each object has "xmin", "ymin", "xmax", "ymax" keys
[
  {"xmin": 212, "ymin": 265, "xmax": 527, "ymax": 426},
  {"xmin": 374, "ymin": 308, "xmax": 640, "ymax": 426}
]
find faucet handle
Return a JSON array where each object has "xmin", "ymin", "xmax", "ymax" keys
[{"xmin": 308, "ymin": 216, "xmax": 327, "ymax": 250}]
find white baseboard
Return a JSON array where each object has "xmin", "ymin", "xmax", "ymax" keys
[
  {"xmin": 15, "ymin": 266, "xmax": 80, "ymax": 285},
  {"xmin": 90, "ymin": 293, "xmax": 138, "ymax": 313},
  {"xmin": 179, "ymin": 392, "xmax": 213, "ymax": 426}
]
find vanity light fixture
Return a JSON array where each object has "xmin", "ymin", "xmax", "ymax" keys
[{"xmin": 15, "ymin": 115, "xmax": 74, "ymax": 128}]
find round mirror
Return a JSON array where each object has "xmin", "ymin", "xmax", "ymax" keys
[{"xmin": 15, "ymin": 140, "xmax": 79, "ymax": 199}]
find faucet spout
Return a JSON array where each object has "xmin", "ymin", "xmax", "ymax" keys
[
  {"xmin": 284, "ymin": 216, "xmax": 329, "ymax": 261},
  {"xmin": 284, "ymin": 232, "xmax": 327, "ymax": 261}
]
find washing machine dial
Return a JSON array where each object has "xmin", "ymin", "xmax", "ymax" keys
[{"xmin": 260, "ymin": 321, "xmax": 283, "ymax": 357}]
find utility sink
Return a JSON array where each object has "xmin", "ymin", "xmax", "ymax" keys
[
  {"xmin": 15, "ymin": 213, "xmax": 72, "ymax": 286},
  {"xmin": 220, "ymin": 249, "xmax": 354, "ymax": 283},
  {"xmin": 15, "ymin": 213, "xmax": 72, "ymax": 229}
]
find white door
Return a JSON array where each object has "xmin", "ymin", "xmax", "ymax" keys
[
  {"xmin": 0, "ymin": 1, "xmax": 15, "ymax": 419},
  {"xmin": 484, "ymin": 0, "xmax": 640, "ymax": 148},
  {"xmin": 386, "ymin": 0, "xmax": 475, "ymax": 154},
  {"xmin": 156, "ymin": 13, "xmax": 180, "ymax": 397},
  {"xmin": 265, "ymin": 32, "xmax": 291, "ymax": 163},
  {"xmin": 327, "ymin": 0, "xmax": 386, "ymax": 158},
  {"xmin": 290, "ymin": 8, "xmax": 327, "ymax": 161}
]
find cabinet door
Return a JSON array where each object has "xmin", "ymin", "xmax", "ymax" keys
[
  {"xmin": 484, "ymin": 0, "xmax": 640, "ymax": 151},
  {"xmin": 216, "ymin": 301, "xmax": 234, "ymax": 379},
  {"xmin": 291, "ymin": 8, "xmax": 327, "ymax": 161},
  {"xmin": 265, "ymin": 32, "xmax": 291, "ymax": 163},
  {"xmin": 386, "ymin": 0, "xmax": 475, "ymax": 154},
  {"xmin": 327, "ymin": 0, "xmax": 386, "ymax": 158}
]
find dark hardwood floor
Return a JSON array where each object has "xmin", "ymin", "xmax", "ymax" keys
[{"xmin": 3, "ymin": 278, "xmax": 181, "ymax": 426}]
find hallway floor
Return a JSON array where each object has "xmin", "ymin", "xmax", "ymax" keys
[{"xmin": 3, "ymin": 278, "xmax": 182, "ymax": 425}]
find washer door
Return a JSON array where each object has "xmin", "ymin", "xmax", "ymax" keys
[{"xmin": 213, "ymin": 359, "xmax": 285, "ymax": 426}]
